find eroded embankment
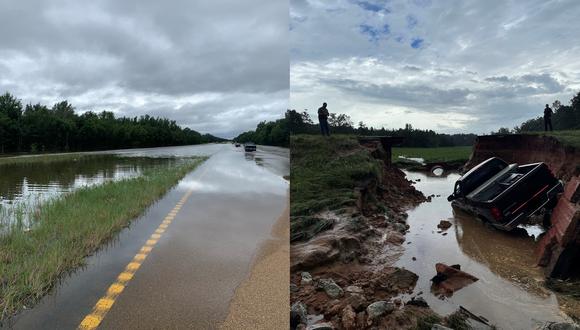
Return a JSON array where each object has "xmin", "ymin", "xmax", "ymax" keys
[
  {"xmin": 466, "ymin": 134, "xmax": 580, "ymax": 181},
  {"xmin": 290, "ymin": 135, "xmax": 469, "ymax": 330}
]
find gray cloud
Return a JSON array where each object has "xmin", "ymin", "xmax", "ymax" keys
[{"xmin": 0, "ymin": 0, "xmax": 289, "ymax": 138}]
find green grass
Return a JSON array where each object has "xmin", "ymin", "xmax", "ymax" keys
[
  {"xmin": 290, "ymin": 134, "xmax": 381, "ymax": 217},
  {"xmin": 525, "ymin": 130, "xmax": 580, "ymax": 148},
  {"xmin": 393, "ymin": 146, "xmax": 473, "ymax": 163},
  {"xmin": 0, "ymin": 157, "xmax": 206, "ymax": 320}
]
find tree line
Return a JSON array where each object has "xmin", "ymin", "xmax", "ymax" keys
[
  {"xmin": 235, "ymin": 109, "xmax": 476, "ymax": 148},
  {"xmin": 0, "ymin": 92, "xmax": 225, "ymax": 154},
  {"xmin": 492, "ymin": 91, "xmax": 580, "ymax": 134}
]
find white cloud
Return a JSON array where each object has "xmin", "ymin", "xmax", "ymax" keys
[{"xmin": 290, "ymin": 0, "xmax": 580, "ymax": 133}]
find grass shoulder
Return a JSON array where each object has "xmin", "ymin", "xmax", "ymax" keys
[
  {"xmin": 0, "ymin": 156, "xmax": 207, "ymax": 320},
  {"xmin": 524, "ymin": 130, "xmax": 580, "ymax": 148}
]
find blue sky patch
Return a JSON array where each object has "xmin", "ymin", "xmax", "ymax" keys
[
  {"xmin": 354, "ymin": 1, "xmax": 390, "ymax": 13},
  {"xmin": 360, "ymin": 23, "xmax": 390, "ymax": 42},
  {"xmin": 411, "ymin": 38, "xmax": 424, "ymax": 48}
]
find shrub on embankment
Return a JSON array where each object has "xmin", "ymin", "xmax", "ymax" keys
[{"xmin": 0, "ymin": 157, "xmax": 206, "ymax": 320}]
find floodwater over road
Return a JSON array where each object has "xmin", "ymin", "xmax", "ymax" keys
[
  {"xmin": 0, "ymin": 154, "xmax": 193, "ymax": 228},
  {"xmin": 397, "ymin": 170, "xmax": 571, "ymax": 329},
  {"xmin": 3, "ymin": 143, "xmax": 289, "ymax": 329}
]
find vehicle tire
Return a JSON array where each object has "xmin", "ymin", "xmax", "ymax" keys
[{"xmin": 542, "ymin": 211, "xmax": 552, "ymax": 229}]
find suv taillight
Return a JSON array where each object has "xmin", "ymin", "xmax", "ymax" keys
[{"xmin": 491, "ymin": 207, "xmax": 503, "ymax": 220}]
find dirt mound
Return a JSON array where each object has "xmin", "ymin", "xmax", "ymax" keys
[
  {"xmin": 290, "ymin": 137, "xmax": 429, "ymax": 329},
  {"xmin": 466, "ymin": 134, "xmax": 580, "ymax": 181}
]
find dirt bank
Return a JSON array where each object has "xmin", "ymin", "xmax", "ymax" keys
[
  {"xmin": 466, "ymin": 134, "xmax": 580, "ymax": 181},
  {"xmin": 290, "ymin": 136, "xmax": 471, "ymax": 329}
]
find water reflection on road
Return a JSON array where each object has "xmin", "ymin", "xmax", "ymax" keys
[{"xmin": 397, "ymin": 170, "xmax": 570, "ymax": 329}]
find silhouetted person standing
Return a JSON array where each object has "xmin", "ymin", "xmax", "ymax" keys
[
  {"xmin": 544, "ymin": 104, "xmax": 553, "ymax": 131},
  {"xmin": 318, "ymin": 102, "xmax": 330, "ymax": 136}
]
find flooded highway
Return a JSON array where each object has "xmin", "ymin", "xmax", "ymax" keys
[
  {"xmin": 396, "ymin": 170, "xmax": 571, "ymax": 329},
  {"xmin": 0, "ymin": 156, "xmax": 186, "ymax": 228},
  {"xmin": 2, "ymin": 143, "xmax": 289, "ymax": 329}
]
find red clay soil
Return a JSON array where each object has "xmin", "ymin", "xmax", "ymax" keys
[
  {"xmin": 465, "ymin": 134, "xmax": 580, "ymax": 181},
  {"xmin": 291, "ymin": 141, "xmax": 436, "ymax": 329}
]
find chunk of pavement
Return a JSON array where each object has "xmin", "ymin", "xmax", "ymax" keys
[
  {"xmin": 345, "ymin": 285, "xmax": 364, "ymax": 294},
  {"xmin": 437, "ymin": 220, "xmax": 452, "ymax": 230},
  {"xmin": 366, "ymin": 301, "xmax": 395, "ymax": 320},
  {"xmin": 291, "ymin": 301, "xmax": 307, "ymax": 325},
  {"xmin": 431, "ymin": 325, "xmax": 453, "ymax": 330},
  {"xmin": 301, "ymin": 272, "xmax": 313, "ymax": 285},
  {"xmin": 306, "ymin": 322, "xmax": 335, "ymax": 330},
  {"xmin": 317, "ymin": 278, "xmax": 344, "ymax": 298}
]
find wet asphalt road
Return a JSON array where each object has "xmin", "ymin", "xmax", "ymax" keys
[{"xmin": 4, "ymin": 144, "xmax": 289, "ymax": 329}]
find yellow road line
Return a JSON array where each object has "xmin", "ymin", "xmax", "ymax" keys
[{"xmin": 78, "ymin": 165, "xmax": 208, "ymax": 330}]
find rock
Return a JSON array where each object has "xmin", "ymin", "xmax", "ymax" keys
[
  {"xmin": 431, "ymin": 325, "xmax": 453, "ymax": 330},
  {"xmin": 317, "ymin": 278, "xmax": 344, "ymax": 298},
  {"xmin": 301, "ymin": 272, "xmax": 313, "ymax": 285},
  {"xmin": 290, "ymin": 283, "xmax": 299, "ymax": 292},
  {"xmin": 407, "ymin": 297, "xmax": 429, "ymax": 308},
  {"xmin": 345, "ymin": 285, "xmax": 364, "ymax": 294},
  {"xmin": 393, "ymin": 223, "xmax": 407, "ymax": 234},
  {"xmin": 307, "ymin": 322, "xmax": 334, "ymax": 330},
  {"xmin": 386, "ymin": 231, "xmax": 405, "ymax": 244},
  {"xmin": 412, "ymin": 257, "xmax": 416, "ymax": 261},
  {"xmin": 341, "ymin": 305, "xmax": 357, "ymax": 330},
  {"xmin": 431, "ymin": 263, "xmax": 478, "ymax": 296},
  {"xmin": 437, "ymin": 220, "xmax": 452, "ymax": 230},
  {"xmin": 366, "ymin": 301, "xmax": 394, "ymax": 320},
  {"xmin": 345, "ymin": 293, "xmax": 367, "ymax": 311},
  {"xmin": 291, "ymin": 301, "xmax": 308, "ymax": 325}
]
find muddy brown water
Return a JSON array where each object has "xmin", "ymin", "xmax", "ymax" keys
[{"xmin": 397, "ymin": 170, "xmax": 571, "ymax": 329}]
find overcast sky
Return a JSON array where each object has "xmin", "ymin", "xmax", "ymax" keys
[
  {"xmin": 0, "ymin": 0, "xmax": 288, "ymax": 138},
  {"xmin": 290, "ymin": 0, "xmax": 580, "ymax": 134}
]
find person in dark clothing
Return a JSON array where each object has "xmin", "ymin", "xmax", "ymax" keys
[
  {"xmin": 318, "ymin": 102, "xmax": 330, "ymax": 136},
  {"xmin": 544, "ymin": 104, "xmax": 553, "ymax": 131}
]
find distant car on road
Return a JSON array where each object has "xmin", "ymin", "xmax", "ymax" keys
[
  {"xmin": 244, "ymin": 142, "xmax": 257, "ymax": 152},
  {"xmin": 447, "ymin": 157, "xmax": 563, "ymax": 231},
  {"xmin": 235, "ymin": 142, "xmax": 241, "ymax": 147}
]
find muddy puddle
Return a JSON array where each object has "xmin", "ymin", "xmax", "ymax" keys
[
  {"xmin": 0, "ymin": 155, "xmax": 186, "ymax": 228},
  {"xmin": 397, "ymin": 170, "xmax": 571, "ymax": 329}
]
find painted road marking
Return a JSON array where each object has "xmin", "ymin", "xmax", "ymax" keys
[{"xmin": 78, "ymin": 165, "xmax": 208, "ymax": 330}]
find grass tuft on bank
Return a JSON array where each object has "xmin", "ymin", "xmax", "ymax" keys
[
  {"xmin": 290, "ymin": 135, "xmax": 381, "ymax": 217},
  {"xmin": 0, "ymin": 157, "xmax": 206, "ymax": 320}
]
